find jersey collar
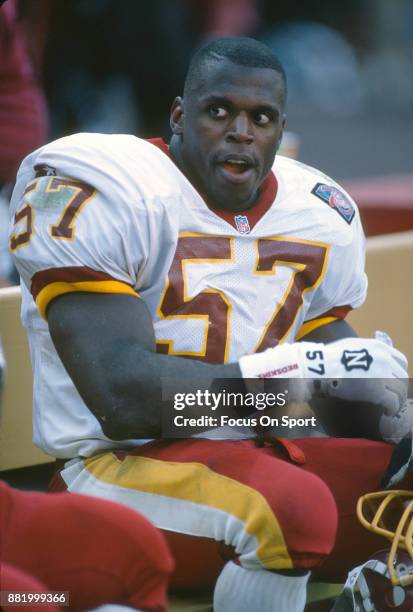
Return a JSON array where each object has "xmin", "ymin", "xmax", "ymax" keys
[{"xmin": 148, "ymin": 138, "xmax": 278, "ymax": 232}]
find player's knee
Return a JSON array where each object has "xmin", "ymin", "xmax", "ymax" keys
[
  {"xmin": 228, "ymin": 466, "xmax": 337, "ymax": 572},
  {"xmin": 265, "ymin": 470, "xmax": 338, "ymax": 569}
]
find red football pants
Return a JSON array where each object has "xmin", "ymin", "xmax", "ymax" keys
[
  {"xmin": 0, "ymin": 563, "xmax": 61, "ymax": 612},
  {"xmin": 0, "ymin": 481, "xmax": 173, "ymax": 611},
  {"xmin": 49, "ymin": 437, "xmax": 409, "ymax": 590}
]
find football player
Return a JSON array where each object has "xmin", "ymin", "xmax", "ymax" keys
[{"xmin": 9, "ymin": 37, "xmax": 412, "ymax": 611}]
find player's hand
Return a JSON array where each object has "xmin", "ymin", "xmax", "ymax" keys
[
  {"xmin": 311, "ymin": 336, "xmax": 408, "ymax": 415},
  {"xmin": 379, "ymin": 399, "xmax": 413, "ymax": 445},
  {"xmin": 239, "ymin": 333, "xmax": 409, "ymax": 413}
]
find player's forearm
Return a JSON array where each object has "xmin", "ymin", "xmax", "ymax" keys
[
  {"xmin": 61, "ymin": 337, "xmax": 242, "ymax": 440},
  {"xmin": 55, "ymin": 332, "xmax": 408, "ymax": 442},
  {"xmin": 110, "ymin": 348, "xmax": 242, "ymax": 439},
  {"xmin": 47, "ymin": 293, "xmax": 408, "ymax": 441}
]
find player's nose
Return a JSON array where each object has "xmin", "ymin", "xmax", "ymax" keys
[{"xmin": 226, "ymin": 112, "xmax": 253, "ymax": 144}]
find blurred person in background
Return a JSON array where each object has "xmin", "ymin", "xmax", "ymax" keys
[
  {"xmin": 39, "ymin": 0, "xmax": 412, "ymax": 181},
  {"xmin": 41, "ymin": 0, "xmax": 261, "ymax": 140},
  {"xmin": 0, "ymin": 0, "xmax": 49, "ymax": 285}
]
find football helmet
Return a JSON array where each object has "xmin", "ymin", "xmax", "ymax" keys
[
  {"xmin": 357, "ymin": 490, "xmax": 413, "ymax": 588},
  {"xmin": 332, "ymin": 490, "xmax": 413, "ymax": 611}
]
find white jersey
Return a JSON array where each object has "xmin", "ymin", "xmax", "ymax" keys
[{"xmin": 9, "ymin": 133, "xmax": 367, "ymax": 458}]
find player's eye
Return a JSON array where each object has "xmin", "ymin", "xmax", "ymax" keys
[
  {"xmin": 254, "ymin": 112, "xmax": 272, "ymax": 126},
  {"xmin": 208, "ymin": 105, "xmax": 228, "ymax": 119}
]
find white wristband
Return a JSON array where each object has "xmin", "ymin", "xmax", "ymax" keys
[
  {"xmin": 239, "ymin": 343, "xmax": 318, "ymax": 402},
  {"xmin": 239, "ymin": 343, "xmax": 305, "ymax": 379}
]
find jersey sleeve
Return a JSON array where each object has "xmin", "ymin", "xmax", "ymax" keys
[
  {"xmin": 295, "ymin": 188, "xmax": 368, "ymax": 340},
  {"xmin": 9, "ymin": 135, "xmax": 151, "ymax": 319}
]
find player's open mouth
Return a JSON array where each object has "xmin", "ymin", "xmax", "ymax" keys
[{"xmin": 217, "ymin": 156, "xmax": 256, "ymax": 184}]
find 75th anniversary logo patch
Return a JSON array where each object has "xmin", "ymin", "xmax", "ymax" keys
[{"xmin": 311, "ymin": 183, "xmax": 355, "ymax": 224}]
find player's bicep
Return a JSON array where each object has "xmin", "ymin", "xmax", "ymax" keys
[
  {"xmin": 47, "ymin": 292, "xmax": 156, "ymax": 430},
  {"xmin": 48, "ymin": 291, "xmax": 155, "ymax": 354}
]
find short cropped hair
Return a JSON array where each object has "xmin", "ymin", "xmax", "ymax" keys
[{"xmin": 184, "ymin": 37, "xmax": 287, "ymax": 102}]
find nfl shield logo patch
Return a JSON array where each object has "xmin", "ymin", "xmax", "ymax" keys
[
  {"xmin": 234, "ymin": 215, "xmax": 251, "ymax": 234},
  {"xmin": 311, "ymin": 182, "xmax": 355, "ymax": 224}
]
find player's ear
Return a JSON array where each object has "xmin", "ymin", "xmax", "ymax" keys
[{"xmin": 170, "ymin": 97, "xmax": 184, "ymax": 135}]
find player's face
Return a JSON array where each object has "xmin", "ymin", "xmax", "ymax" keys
[{"xmin": 171, "ymin": 59, "xmax": 286, "ymax": 212}]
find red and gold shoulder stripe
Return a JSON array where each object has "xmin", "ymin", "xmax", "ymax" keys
[{"xmin": 31, "ymin": 266, "xmax": 139, "ymax": 319}]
